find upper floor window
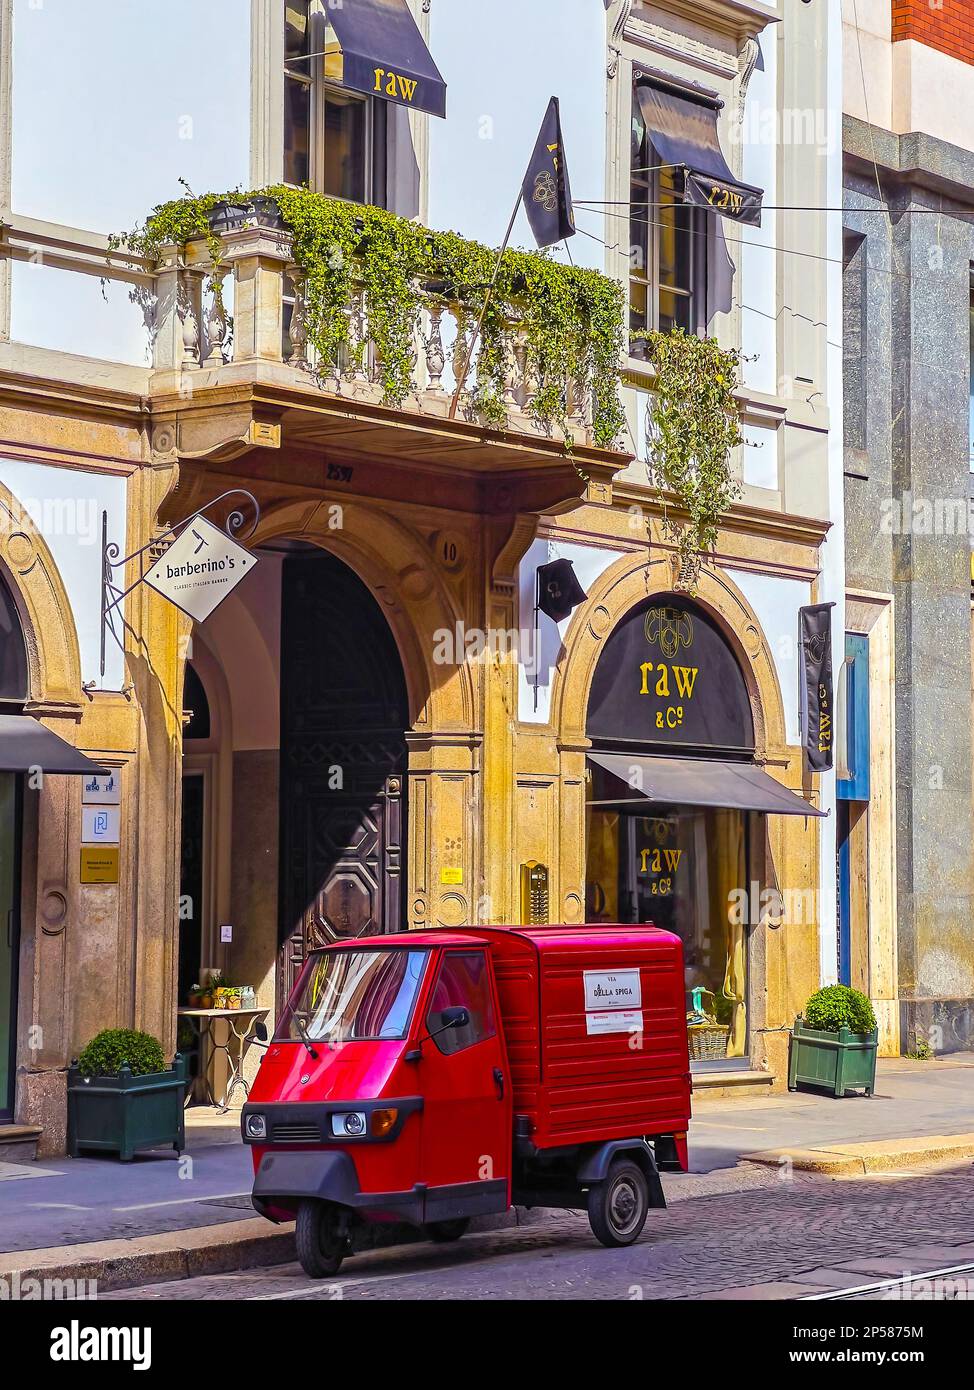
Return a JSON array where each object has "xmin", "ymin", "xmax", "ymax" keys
[
  {"xmin": 283, "ymin": 0, "xmax": 446, "ymax": 207},
  {"xmin": 629, "ymin": 76, "xmax": 764, "ymax": 342},
  {"xmin": 284, "ymin": 1, "xmax": 388, "ymax": 204},
  {"xmin": 630, "ymin": 85, "xmax": 707, "ymax": 338}
]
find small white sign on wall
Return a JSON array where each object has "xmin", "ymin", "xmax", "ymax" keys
[
  {"xmin": 81, "ymin": 806, "xmax": 120, "ymax": 845},
  {"xmin": 82, "ymin": 770, "xmax": 121, "ymax": 805},
  {"xmin": 583, "ymin": 969, "xmax": 642, "ymax": 1013}
]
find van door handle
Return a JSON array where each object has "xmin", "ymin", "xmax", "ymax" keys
[{"xmin": 492, "ymin": 1067, "xmax": 505, "ymax": 1100}]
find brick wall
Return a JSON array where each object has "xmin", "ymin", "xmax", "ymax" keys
[{"xmin": 892, "ymin": 0, "xmax": 974, "ymax": 66}]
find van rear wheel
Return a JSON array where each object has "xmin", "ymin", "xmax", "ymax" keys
[
  {"xmin": 295, "ymin": 1199, "xmax": 347, "ymax": 1278},
  {"xmin": 587, "ymin": 1159, "xmax": 649, "ymax": 1248}
]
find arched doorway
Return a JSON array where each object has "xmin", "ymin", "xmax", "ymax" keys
[
  {"xmin": 278, "ymin": 548, "xmax": 409, "ymax": 1005},
  {"xmin": 583, "ymin": 592, "xmax": 821, "ymax": 1069}
]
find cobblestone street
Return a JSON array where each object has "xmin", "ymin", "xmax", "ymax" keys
[{"xmin": 103, "ymin": 1162, "xmax": 974, "ymax": 1302}]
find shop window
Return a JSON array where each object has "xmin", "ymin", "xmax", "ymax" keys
[
  {"xmin": 426, "ymin": 951, "xmax": 496, "ymax": 1056},
  {"xmin": 284, "ymin": 1, "xmax": 387, "ymax": 205},
  {"xmin": 587, "ymin": 803, "xmax": 748, "ymax": 1061},
  {"xmin": 629, "ymin": 87, "xmax": 707, "ymax": 338}
]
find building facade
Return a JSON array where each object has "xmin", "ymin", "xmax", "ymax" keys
[
  {"xmin": 0, "ymin": 0, "xmax": 845, "ymax": 1157},
  {"xmin": 842, "ymin": 0, "xmax": 974, "ymax": 1052}
]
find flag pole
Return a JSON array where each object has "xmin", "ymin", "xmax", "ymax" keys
[{"xmin": 448, "ymin": 190, "xmax": 522, "ymax": 421}]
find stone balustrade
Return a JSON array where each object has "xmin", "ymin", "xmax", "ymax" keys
[{"xmin": 151, "ymin": 223, "xmax": 595, "ymax": 443}]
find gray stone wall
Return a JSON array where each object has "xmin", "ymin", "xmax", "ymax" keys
[{"xmin": 844, "ymin": 117, "xmax": 974, "ymax": 1051}]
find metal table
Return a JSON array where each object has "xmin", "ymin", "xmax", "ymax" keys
[{"xmin": 177, "ymin": 1007, "xmax": 269, "ymax": 1111}]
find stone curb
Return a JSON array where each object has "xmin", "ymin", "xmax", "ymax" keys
[
  {"xmin": 743, "ymin": 1132, "xmax": 974, "ymax": 1175},
  {"xmin": 0, "ymin": 1218, "xmax": 296, "ymax": 1295}
]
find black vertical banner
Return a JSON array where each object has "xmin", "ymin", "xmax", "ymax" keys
[{"xmin": 800, "ymin": 603, "xmax": 835, "ymax": 772}]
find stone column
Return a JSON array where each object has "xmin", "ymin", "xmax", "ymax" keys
[{"xmin": 219, "ymin": 225, "xmax": 292, "ymax": 364}]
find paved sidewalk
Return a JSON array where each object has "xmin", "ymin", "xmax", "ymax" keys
[
  {"xmin": 0, "ymin": 1055, "xmax": 970, "ymax": 1281},
  {"xmin": 686, "ymin": 1054, "xmax": 974, "ymax": 1175}
]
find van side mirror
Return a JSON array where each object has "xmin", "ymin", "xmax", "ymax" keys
[
  {"xmin": 405, "ymin": 1006, "xmax": 470, "ymax": 1061},
  {"xmin": 440, "ymin": 1006, "xmax": 469, "ymax": 1030},
  {"xmin": 254, "ymin": 1021, "xmax": 268, "ymax": 1042}
]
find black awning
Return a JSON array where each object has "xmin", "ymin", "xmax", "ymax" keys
[
  {"xmin": 588, "ymin": 752, "xmax": 825, "ymax": 817},
  {"xmin": 329, "ymin": 0, "xmax": 446, "ymax": 119},
  {"xmin": 0, "ymin": 715, "xmax": 110, "ymax": 775},
  {"xmin": 635, "ymin": 82, "xmax": 763, "ymax": 227}
]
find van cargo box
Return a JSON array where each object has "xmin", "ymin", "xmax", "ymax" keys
[{"xmin": 473, "ymin": 925, "xmax": 691, "ymax": 1153}]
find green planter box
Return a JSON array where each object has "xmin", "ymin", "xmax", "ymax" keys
[
  {"xmin": 67, "ymin": 1055, "xmax": 187, "ymax": 1161},
  {"xmin": 788, "ymin": 1019, "xmax": 878, "ymax": 1097}
]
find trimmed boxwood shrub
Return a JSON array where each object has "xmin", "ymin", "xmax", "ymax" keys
[
  {"xmin": 77, "ymin": 1029, "xmax": 166, "ymax": 1078},
  {"xmin": 803, "ymin": 985, "xmax": 876, "ymax": 1035}
]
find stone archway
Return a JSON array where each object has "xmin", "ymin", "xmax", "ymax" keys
[
  {"xmin": 174, "ymin": 491, "xmax": 484, "ymax": 983},
  {"xmin": 551, "ymin": 554, "xmax": 788, "ymax": 760},
  {"xmin": 542, "ymin": 553, "xmax": 796, "ymax": 932},
  {"xmin": 0, "ymin": 481, "xmax": 84, "ymax": 708}
]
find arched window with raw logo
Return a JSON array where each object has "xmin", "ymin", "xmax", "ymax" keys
[{"xmin": 584, "ymin": 594, "xmax": 823, "ymax": 1071}]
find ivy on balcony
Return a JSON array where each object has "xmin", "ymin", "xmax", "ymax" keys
[{"xmin": 115, "ymin": 187, "xmax": 627, "ymax": 450}]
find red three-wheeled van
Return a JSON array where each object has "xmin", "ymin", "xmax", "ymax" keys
[{"xmin": 242, "ymin": 924, "xmax": 692, "ymax": 1277}]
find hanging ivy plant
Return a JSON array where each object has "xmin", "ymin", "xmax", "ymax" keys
[
  {"xmin": 113, "ymin": 187, "xmax": 627, "ymax": 450},
  {"xmin": 634, "ymin": 328, "xmax": 744, "ymax": 591}
]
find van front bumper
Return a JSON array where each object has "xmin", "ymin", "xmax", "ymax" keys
[{"xmin": 251, "ymin": 1148, "xmax": 428, "ymax": 1222}]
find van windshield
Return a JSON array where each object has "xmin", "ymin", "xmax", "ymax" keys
[{"xmin": 277, "ymin": 949, "xmax": 428, "ymax": 1043}]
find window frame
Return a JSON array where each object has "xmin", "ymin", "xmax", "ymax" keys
[
  {"xmin": 283, "ymin": 1, "xmax": 387, "ymax": 206},
  {"xmin": 629, "ymin": 84, "xmax": 709, "ymax": 340},
  {"xmin": 425, "ymin": 949, "xmax": 497, "ymax": 1056}
]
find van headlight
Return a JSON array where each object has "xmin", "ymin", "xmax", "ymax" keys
[
  {"xmin": 332, "ymin": 1111, "xmax": 367, "ymax": 1137},
  {"xmin": 245, "ymin": 1113, "xmax": 266, "ymax": 1140}
]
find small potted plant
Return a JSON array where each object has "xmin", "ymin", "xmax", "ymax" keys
[
  {"xmin": 788, "ymin": 985, "xmax": 878, "ymax": 1097},
  {"xmin": 187, "ymin": 983, "xmax": 202, "ymax": 1008},
  {"xmin": 227, "ymin": 987, "xmax": 242, "ymax": 1011},
  {"xmin": 67, "ymin": 1029, "xmax": 187, "ymax": 1160}
]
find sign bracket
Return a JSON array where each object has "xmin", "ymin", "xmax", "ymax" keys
[{"xmin": 99, "ymin": 489, "xmax": 260, "ymax": 679}]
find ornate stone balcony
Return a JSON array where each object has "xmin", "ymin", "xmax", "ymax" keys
[{"xmin": 146, "ymin": 218, "xmax": 629, "ymax": 514}]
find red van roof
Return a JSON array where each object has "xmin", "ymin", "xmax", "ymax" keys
[{"xmin": 326, "ymin": 924, "xmax": 680, "ymax": 951}]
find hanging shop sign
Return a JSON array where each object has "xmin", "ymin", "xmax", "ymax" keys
[
  {"xmin": 587, "ymin": 595, "xmax": 754, "ymax": 754},
  {"xmin": 143, "ymin": 515, "xmax": 258, "ymax": 625},
  {"xmin": 100, "ymin": 490, "xmax": 260, "ymax": 678},
  {"xmin": 799, "ymin": 603, "xmax": 835, "ymax": 773}
]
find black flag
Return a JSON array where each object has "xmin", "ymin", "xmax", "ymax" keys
[
  {"xmin": 522, "ymin": 97, "xmax": 576, "ymax": 248},
  {"xmin": 799, "ymin": 603, "xmax": 835, "ymax": 772},
  {"xmin": 537, "ymin": 558, "xmax": 587, "ymax": 623}
]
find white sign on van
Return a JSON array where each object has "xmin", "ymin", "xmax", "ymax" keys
[
  {"xmin": 583, "ymin": 969, "xmax": 642, "ymax": 1012},
  {"xmin": 586, "ymin": 1008, "xmax": 643, "ymax": 1036}
]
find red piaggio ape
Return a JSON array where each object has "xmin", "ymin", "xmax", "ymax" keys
[{"xmin": 242, "ymin": 924, "xmax": 691, "ymax": 1277}]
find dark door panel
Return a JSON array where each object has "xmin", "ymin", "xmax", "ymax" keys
[{"xmin": 279, "ymin": 552, "xmax": 408, "ymax": 1010}]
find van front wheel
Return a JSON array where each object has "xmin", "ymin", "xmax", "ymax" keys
[
  {"xmin": 587, "ymin": 1159, "xmax": 649, "ymax": 1247},
  {"xmin": 295, "ymin": 1199, "xmax": 347, "ymax": 1278}
]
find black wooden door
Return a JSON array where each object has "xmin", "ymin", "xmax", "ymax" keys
[{"xmin": 279, "ymin": 551, "xmax": 409, "ymax": 1008}]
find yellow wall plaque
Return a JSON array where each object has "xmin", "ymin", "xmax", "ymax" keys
[
  {"xmin": 81, "ymin": 847, "xmax": 119, "ymax": 884},
  {"xmin": 440, "ymin": 867, "xmax": 463, "ymax": 885}
]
